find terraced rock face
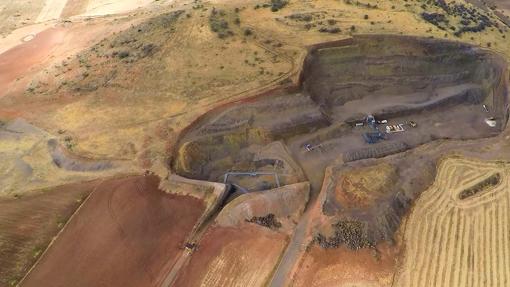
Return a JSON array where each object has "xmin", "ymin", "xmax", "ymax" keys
[
  {"xmin": 395, "ymin": 157, "xmax": 510, "ymax": 287},
  {"xmin": 303, "ymin": 35, "xmax": 506, "ymax": 125},
  {"xmin": 170, "ymin": 36, "xmax": 508, "ymax": 256},
  {"xmin": 173, "ymin": 35, "xmax": 508, "ymax": 196}
]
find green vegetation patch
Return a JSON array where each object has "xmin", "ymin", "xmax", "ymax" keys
[
  {"xmin": 209, "ymin": 8, "xmax": 234, "ymax": 38},
  {"xmin": 458, "ymin": 173, "xmax": 501, "ymax": 200},
  {"xmin": 247, "ymin": 213, "xmax": 282, "ymax": 229}
]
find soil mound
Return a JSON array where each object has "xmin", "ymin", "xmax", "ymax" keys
[
  {"xmin": 216, "ymin": 182, "xmax": 310, "ymax": 230},
  {"xmin": 47, "ymin": 139, "xmax": 114, "ymax": 171}
]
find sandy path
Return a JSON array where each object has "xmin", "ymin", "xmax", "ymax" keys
[
  {"xmin": 37, "ymin": 0, "xmax": 69, "ymax": 22},
  {"xmin": 81, "ymin": 0, "xmax": 153, "ymax": 16}
]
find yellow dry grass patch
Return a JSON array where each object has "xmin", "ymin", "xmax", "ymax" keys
[
  {"xmin": 395, "ymin": 156, "xmax": 510, "ymax": 287},
  {"xmin": 256, "ymin": 0, "xmax": 510, "ymax": 60},
  {"xmin": 336, "ymin": 163, "xmax": 396, "ymax": 206},
  {"xmin": 0, "ymin": 1, "xmax": 47, "ymax": 36},
  {"xmin": 47, "ymin": 96, "xmax": 187, "ymax": 158},
  {"xmin": 0, "ymin": 136, "xmax": 135, "ymax": 197}
]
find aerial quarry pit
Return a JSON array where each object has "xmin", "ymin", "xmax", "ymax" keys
[{"xmin": 1, "ymin": 0, "xmax": 510, "ymax": 287}]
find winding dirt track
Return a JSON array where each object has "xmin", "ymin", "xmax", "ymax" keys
[{"xmin": 395, "ymin": 157, "xmax": 510, "ymax": 287}]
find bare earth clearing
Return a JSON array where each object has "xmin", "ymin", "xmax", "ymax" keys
[
  {"xmin": 20, "ymin": 175, "xmax": 206, "ymax": 287},
  {"xmin": 0, "ymin": 180, "xmax": 100, "ymax": 286}
]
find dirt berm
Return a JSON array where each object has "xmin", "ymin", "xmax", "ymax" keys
[{"xmin": 215, "ymin": 182, "xmax": 310, "ymax": 231}]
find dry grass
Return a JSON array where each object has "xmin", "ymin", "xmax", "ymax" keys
[
  {"xmin": 0, "ymin": 1, "xmax": 46, "ymax": 36},
  {"xmin": 395, "ymin": 157, "xmax": 510, "ymax": 286},
  {"xmin": 2, "ymin": 0, "xmax": 509, "ymax": 170}
]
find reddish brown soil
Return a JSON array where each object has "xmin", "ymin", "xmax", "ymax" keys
[
  {"xmin": 0, "ymin": 27, "xmax": 66, "ymax": 93},
  {"xmin": 292, "ymin": 243, "xmax": 399, "ymax": 287},
  {"xmin": 0, "ymin": 180, "xmax": 100, "ymax": 287},
  {"xmin": 21, "ymin": 175, "xmax": 206, "ymax": 287},
  {"xmin": 174, "ymin": 222, "xmax": 288, "ymax": 287}
]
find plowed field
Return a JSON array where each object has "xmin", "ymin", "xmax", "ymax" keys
[{"xmin": 396, "ymin": 157, "xmax": 510, "ymax": 287}]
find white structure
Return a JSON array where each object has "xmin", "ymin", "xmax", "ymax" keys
[{"xmin": 386, "ymin": 124, "xmax": 405, "ymax": 133}]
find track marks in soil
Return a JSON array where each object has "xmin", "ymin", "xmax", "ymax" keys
[{"xmin": 395, "ymin": 157, "xmax": 510, "ymax": 287}]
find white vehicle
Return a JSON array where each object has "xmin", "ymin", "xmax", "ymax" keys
[
  {"xmin": 386, "ymin": 124, "xmax": 405, "ymax": 133},
  {"xmin": 485, "ymin": 117, "xmax": 497, "ymax": 127}
]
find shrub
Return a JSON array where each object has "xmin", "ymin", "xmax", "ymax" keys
[
  {"xmin": 118, "ymin": 51, "xmax": 130, "ymax": 59},
  {"xmin": 270, "ymin": 0, "xmax": 288, "ymax": 12},
  {"xmin": 244, "ymin": 28, "xmax": 253, "ymax": 36}
]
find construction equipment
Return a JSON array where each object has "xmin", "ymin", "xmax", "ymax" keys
[
  {"xmin": 184, "ymin": 242, "xmax": 197, "ymax": 252},
  {"xmin": 304, "ymin": 143, "xmax": 322, "ymax": 152},
  {"xmin": 363, "ymin": 131, "xmax": 386, "ymax": 144},
  {"xmin": 366, "ymin": 114, "xmax": 376, "ymax": 128}
]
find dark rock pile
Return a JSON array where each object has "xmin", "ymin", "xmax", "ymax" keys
[
  {"xmin": 247, "ymin": 214, "xmax": 282, "ymax": 229},
  {"xmin": 314, "ymin": 220, "xmax": 375, "ymax": 250}
]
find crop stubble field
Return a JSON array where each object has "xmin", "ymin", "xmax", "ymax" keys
[{"xmin": 396, "ymin": 157, "xmax": 510, "ymax": 287}]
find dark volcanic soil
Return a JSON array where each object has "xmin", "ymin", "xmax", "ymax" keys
[{"xmin": 20, "ymin": 175, "xmax": 206, "ymax": 287}]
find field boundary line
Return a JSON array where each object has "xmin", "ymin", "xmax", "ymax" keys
[{"xmin": 16, "ymin": 173, "xmax": 140, "ymax": 286}]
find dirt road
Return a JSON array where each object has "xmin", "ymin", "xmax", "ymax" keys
[
  {"xmin": 268, "ymin": 210, "xmax": 311, "ymax": 287},
  {"xmin": 37, "ymin": 0, "xmax": 69, "ymax": 22}
]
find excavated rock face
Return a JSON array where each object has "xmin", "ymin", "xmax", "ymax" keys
[
  {"xmin": 172, "ymin": 36, "xmax": 508, "ymax": 248},
  {"xmin": 302, "ymin": 35, "xmax": 507, "ymax": 126},
  {"xmin": 315, "ymin": 161, "xmax": 413, "ymax": 249},
  {"xmin": 173, "ymin": 36, "xmax": 508, "ymax": 192}
]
